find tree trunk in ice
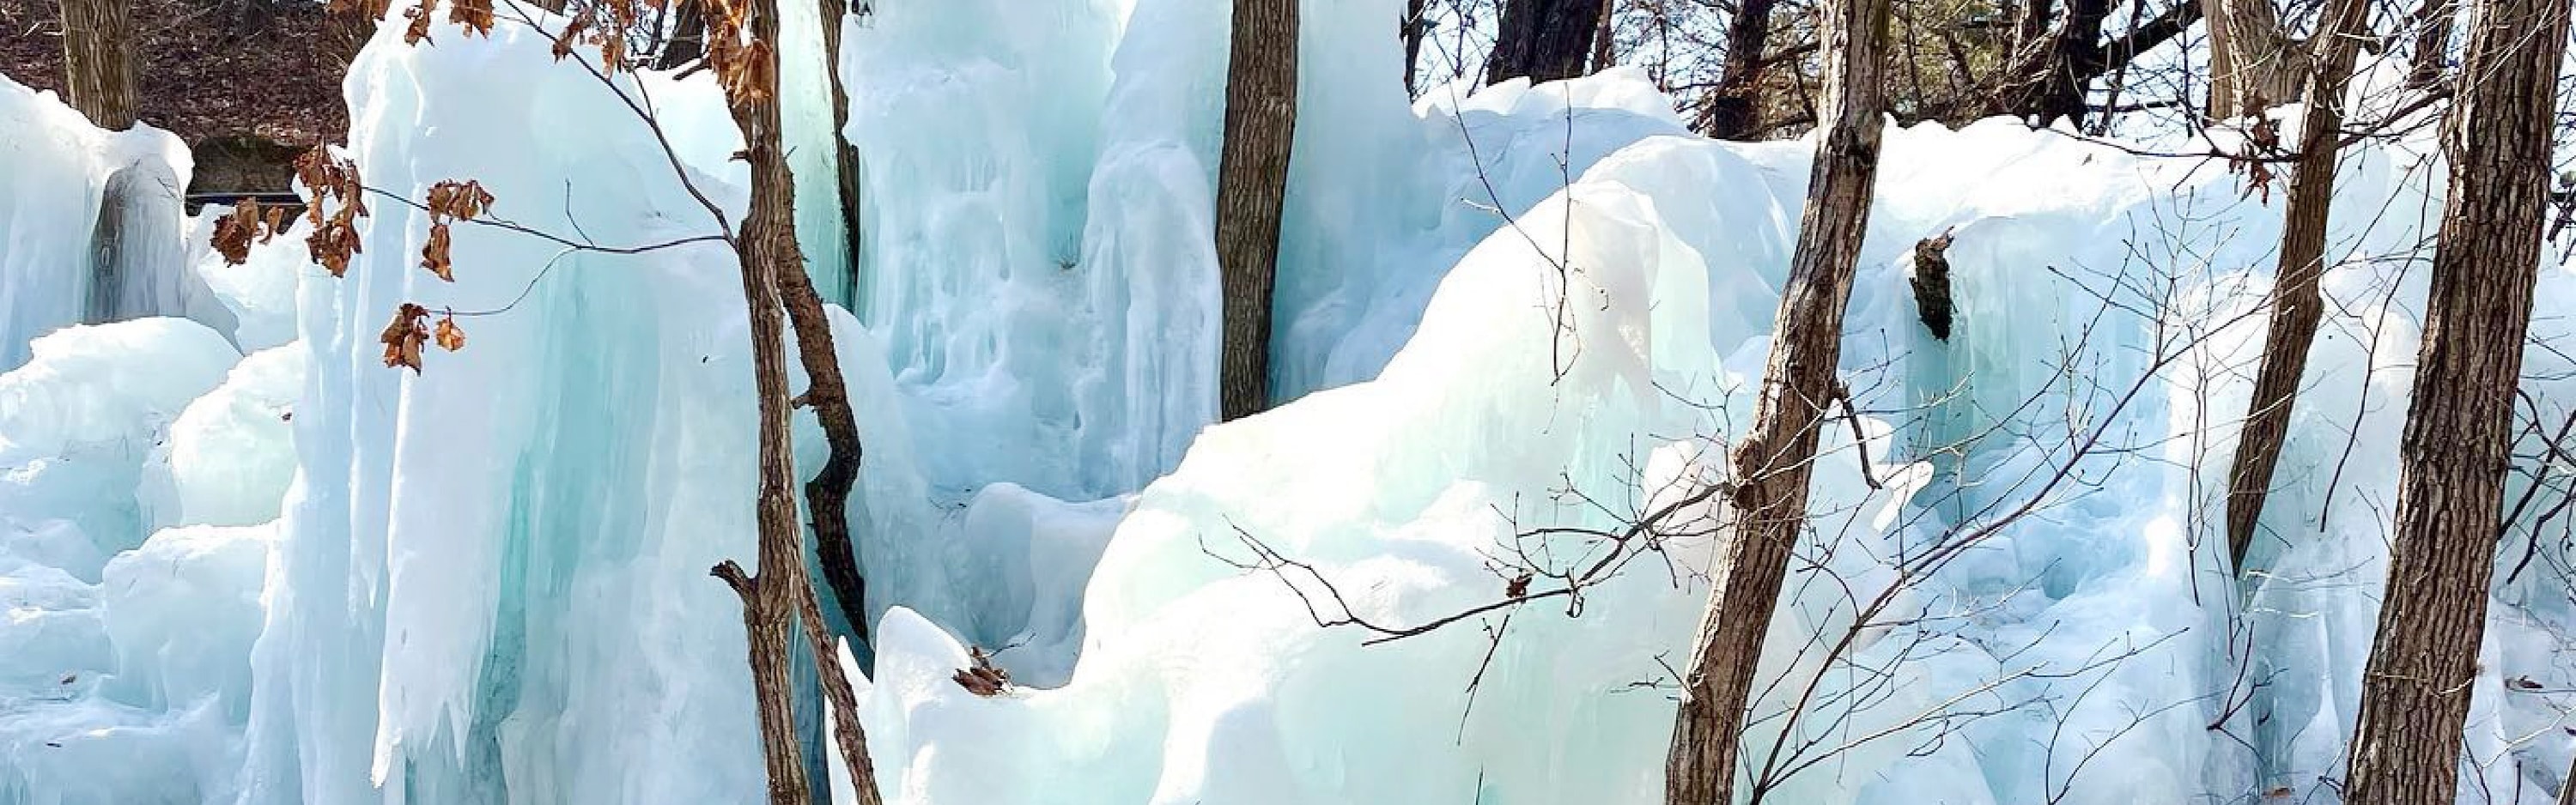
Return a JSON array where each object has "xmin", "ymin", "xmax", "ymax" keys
[
  {"xmin": 1215, "ymin": 0, "xmax": 1297, "ymax": 421},
  {"xmin": 709, "ymin": 0, "xmax": 884, "ymax": 798},
  {"xmin": 1665, "ymin": 0, "xmax": 1888, "ymax": 796},
  {"xmin": 775, "ymin": 0, "xmax": 880, "ymax": 663},
  {"xmin": 2342, "ymin": 0, "xmax": 2568, "ymax": 796},
  {"xmin": 1699, "ymin": 0, "xmax": 1779, "ymax": 138},
  {"xmin": 2221, "ymin": 0, "xmax": 2372, "ymax": 572},
  {"xmin": 1485, "ymin": 0, "xmax": 1610, "ymax": 85},
  {"xmin": 2202, "ymin": 0, "xmax": 2306, "ymax": 118}
]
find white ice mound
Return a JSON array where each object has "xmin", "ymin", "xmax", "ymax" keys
[
  {"xmin": 0, "ymin": 318, "xmax": 241, "ymax": 578},
  {"xmin": 138, "ymin": 345, "xmax": 305, "ymax": 532},
  {"xmin": 102, "ymin": 522, "xmax": 275, "ymax": 717}
]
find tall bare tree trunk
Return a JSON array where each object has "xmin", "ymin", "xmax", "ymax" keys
[
  {"xmin": 1698, "ymin": 0, "xmax": 1779, "ymax": 138},
  {"xmin": 2221, "ymin": 0, "xmax": 2372, "ymax": 572},
  {"xmin": 58, "ymin": 0, "xmax": 137, "ymax": 130},
  {"xmin": 1403, "ymin": 0, "xmax": 1427, "ymax": 94},
  {"xmin": 1665, "ymin": 0, "xmax": 1888, "ymax": 795},
  {"xmin": 2202, "ymin": 0, "xmax": 2306, "ymax": 118},
  {"xmin": 2407, "ymin": 0, "xmax": 2454, "ymax": 90},
  {"xmin": 1590, "ymin": 0, "xmax": 1617, "ymax": 72},
  {"xmin": 779, "ymin": 0, "xmax": 879, "ymax": 663},
  {"xmin": 1486, "ymin": 0, "xmax": 1612, "ymax": 84},
  {"xmin": 1214, "ymin": 0, "xmax": 1297, "ymax": 421},
  {"xmin": 2342, "ymin": 0, "xmax": 2569, "ymax": 795},
  {"xmin": 707, "ymin": 0, "xmax": 884, "ymax": 799}
]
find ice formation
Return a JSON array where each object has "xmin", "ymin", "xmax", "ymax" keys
[
  {"xmin": 0, "ymin": 75, "xmax": 241, "ymax": 371},
  {"xmin": 0, "ymin": 0, "xmax": 2572, "ymax": 802}
]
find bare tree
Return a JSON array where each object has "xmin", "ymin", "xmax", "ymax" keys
[
  {"xmin": 57, "ymin": 0, "xmax": 137, "ymax": 130},
  {"xmin": 1486, "ymin": 0, "xmax": 1611, "ymax": 84},
  {"xmin": 2342, "ymin": 0, "xmax": 2571, "ymax": 796},
  {"xmin": 1215, "ymin": 0, "xmax": 1298, "ymax": 421},
  {"xmin": 2202, "ymin": 0, "xmax": 2308, "ymax": 119},
  {"xmin": 2219, "ymin": 0, "xmax": 2374, "ymax": 571},
  {"xmin": 1665, "ymin": 0, "xmax": 1887, "ymax": 797},
  {"xmin": 1698, "ymin": 0, "xmax": 1782, "ymax": 138}
]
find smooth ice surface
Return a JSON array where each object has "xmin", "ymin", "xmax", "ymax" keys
[{"xmin": 1, "ymin": 3, "xmax": 2573, "ymax": 804}]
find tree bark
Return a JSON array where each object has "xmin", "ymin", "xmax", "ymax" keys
[
  {"xmin": 1486, "ymin": 0, "xmax": 1612, "ymax": 85},
  {"xmin": 1665, "ymin": 0, "xmax": 1888, "ymax": 796},
  {"xmin": 2221, "ymin": 0, "xmax": 2372, "ymax": 572},
  {"xmin": 1995, "ymin": 0, "xmax": 2198, "ymax": 127},
  {"xmin": 709, "ymin": 0, "xmax": 884, "ymax": 798},
  {"xmin": 58, "ymin": 0, "xmax": 138, "ymax": 130},
  {"xmin": 2342, "ymin": 0, "xmax": 2569, "ymax": 795},
  {"xmin": 777, "ymin": 0, "xmax": 879, "ymax": 663},
  {"xmin": 2407, "ymin": 0, "xmax": 2454, "ymax": 91},
  {"xmin": 656, "ymin": 0, "xmax": 708, "ymax": 70},
  {"xmin": 1403, "ymin": 0, "xmax": 1427, "ymax": 94},
  {"xmin": 1214, "ymin": 0, "xmax": 1297, "ymax": 421},
  {"xmin": 2202, "ymin": 0, "xmax": 2307, "ymax": 118},
  {"xmin": 1698, "ymin": 0, "xmax": 1780, "ymax": 138}
]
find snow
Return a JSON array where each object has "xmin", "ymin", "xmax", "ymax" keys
[{"xmin": 1, "ymin": 0, "xmax": 2573, "ymax": 802}]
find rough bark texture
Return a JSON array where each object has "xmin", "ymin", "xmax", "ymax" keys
[
  {"xmin": 775, "ymin": 0, "xmax": 878, "ymax": 662},
  {"xmin": 1214, "ymin": 0, "xmax": 1297, "ymax": 421},
  {"xmin": 1664, "ymin": 0, "xmax": 1888, "ymax": 796},
  {"xmin": 709, "ymin": 0, "xmax": 881, "ymax": 798},
  {"xmin": 1699, "ymin": 0, "xmax": 1779, "ymax": 139},
  {"xmin": 2202, "ymin": 0, "xmax": 2307, "ymax": 118},
  {"xmin": 2341, "ymin": 0, "xmax": 2569, "ymax": 795},
  {"xmin": 1910, "ymin": 230, "xmax": 1954, "ymax": 341},
  {"xmin": 1485, "ymin": 0, "xmax": 1610, "ymax": 85},
  {"xmin": 2221, "ymin": 0, "xmax": 2372, "ymax": 572},
  {"xmin": 58, "ymin": 0, "xmax": 138, "ymax": 130}
]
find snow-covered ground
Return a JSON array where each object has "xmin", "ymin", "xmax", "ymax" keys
[{"xmin": 2, "ymin": 0, "xmax": 2573, "ymax": 802}]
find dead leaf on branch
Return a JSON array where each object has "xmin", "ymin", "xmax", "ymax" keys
[
  {"xmin": 434, "ymin": 314, "xmax": 467, "ymax": 352},
  {"xmin": 380, "ymin": 303, "xmax": 431, "ymax": 373}
]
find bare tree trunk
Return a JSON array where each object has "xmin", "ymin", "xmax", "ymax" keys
[
  {"xmin": 1486, "ymin": 0, "xmax": 1612, "ymax": 84},
  {"xmin": 2407, "ymin": 0, "xmax": 2454, "ymax": 90},
  {"xmin": 2023, "ymin": 0, "xmax": 2111, "ymax": 127},
  {"xmin": 2202, "ymin": 0, "xmax": 2306, "ymax": 118},
  {"xmin": 1214, "ymin": 0, "xmax": 1298, "ymax": 421},
  {"xmin": 2221, "ymin": 0, "xmax": 2373, "ymax": 572},
  {"xmin": 2564, "ymin": 756, "xmax": 2576, "ymax": 805},
  {"xmin": 708, "ymin": 0, "xmax": 884, "ymax": 798},
  {"xmin": 1403, "ymin": 0, "xmax": 1428, "ymax": 94},
  {"xmin": 1665, "ymin": 0, "xmax": 1888, "ymax": 795},
  {"xmin": 2342, "ymin": 0, "xmax": 2569, "ymax": 795},
  {"xmin": 1590, "ymin": 0, "xmax": 1617, "ymax": 72},
  {"xmin": 776, "ymin": 0, "xmax": 879, "ymax": 662},
  {"xmin": 1698, "ymin": 0, "xmax": 1779, "ymax": 138},
  {"xmin": 657, "ymin": 0, "xmax": 708, "ymax": 70},
  {"xmin": 1993, "ymin": 0, "xmax": 2199, "ymax": 126},
  {"xmin": 58, "ymin": 0, "xmax": 137, "ymax": 130}
]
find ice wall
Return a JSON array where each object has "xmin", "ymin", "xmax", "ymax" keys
[{"xmin": 3, "ymin": 1, "xmax": 2573, "ymax": 803}]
